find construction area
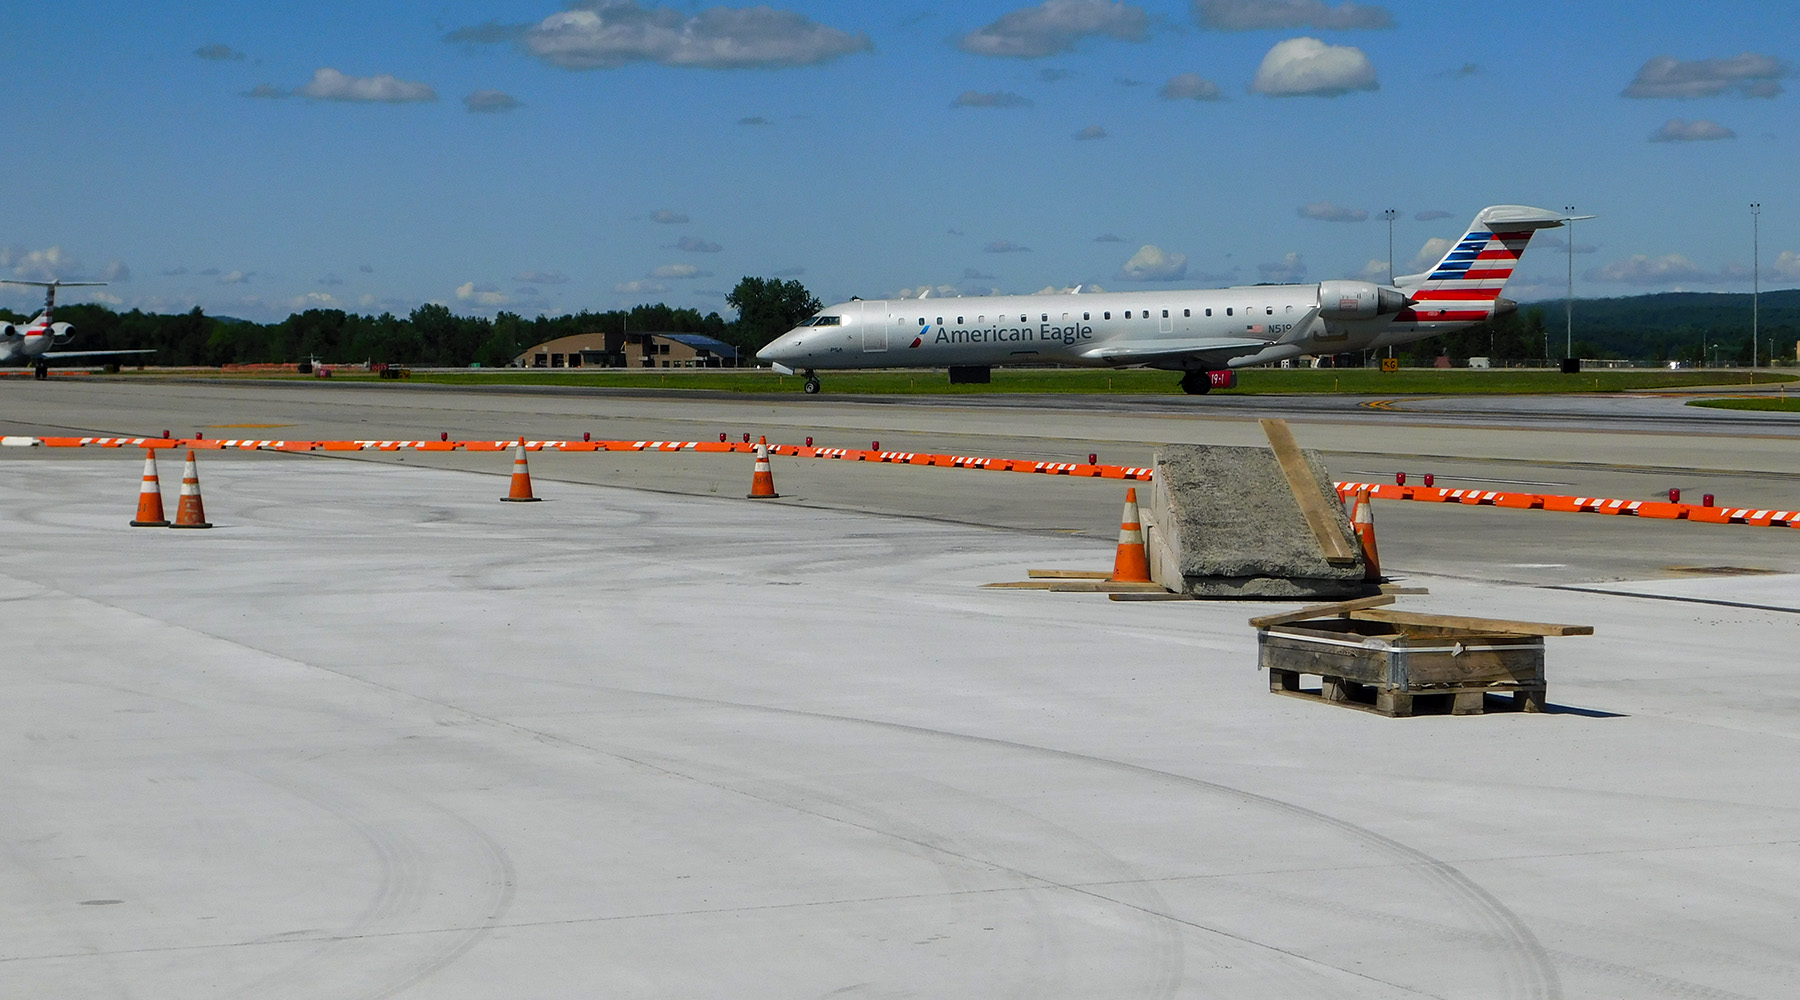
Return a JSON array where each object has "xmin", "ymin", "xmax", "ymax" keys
[{"xmin": 4, "ymin": 379, "xmax": 1799, "ymax": 999}]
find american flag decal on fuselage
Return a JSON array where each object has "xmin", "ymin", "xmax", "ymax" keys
[{"xmin": 1397, "ymin": 228, "xmax": 1534, "ymax": 324}]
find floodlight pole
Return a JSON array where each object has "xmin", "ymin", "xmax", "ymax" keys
[
  {"xmin": 1383, "ymin": 209, "xmax": 1396, "ymax": 284},
  {"xmin": 1752, "ymin": 203, "xmax": 1761, "ymax": 369},
  {"xmin": 1564, "ymin": 205, "xmax": 1576, "ymax": 363}
]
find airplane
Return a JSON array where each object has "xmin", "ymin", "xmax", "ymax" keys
[
  {"xmin": 757, "ymin": 204, "xmax": 1583, "ymax": 394},
  {"xmin": 1, "ymin": 279, "xmax": 155, "ymax": 379}
]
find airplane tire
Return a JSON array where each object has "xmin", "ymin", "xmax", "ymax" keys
[
  {"xmin": 34, "ymin": 361, "xmax": 49, "ymax": 381},
  {"xmin": 803, "ymin": 376, "xmax": 821, "ymax": 394},
  {"xmin": 1179, "ymin": 371, "xmax": 1210, "ymax": 395}
]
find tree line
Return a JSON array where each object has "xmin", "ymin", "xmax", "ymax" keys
[{"xmin": 0, "ymin": 277, "xmax": 820, "ymax": 369}]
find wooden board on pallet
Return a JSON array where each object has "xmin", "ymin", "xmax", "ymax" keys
[
  {"xmin": 1027, "ymin": 569, "xmax": 1113, "ymax": 579},
  {"xmin": 1247, "ymin": 595, "xmax": 1395, "ymax": 628},
  {"xmin": 1259, "ymin": 418, "xmax": 1358, "ymax": 567},
  {"xmin": 1345, "ymin": 608, "xmax": 1593, "ymax": 637}
]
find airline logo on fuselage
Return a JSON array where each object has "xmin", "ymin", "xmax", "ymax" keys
[{"xmin": 933, "ymin": 322, "xmax": 1093, "ymax": 347}]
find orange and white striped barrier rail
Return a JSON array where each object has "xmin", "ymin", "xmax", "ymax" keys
[{"xmin": 8, "ymin": 434, "xmax": 1792, "ymax": 529}]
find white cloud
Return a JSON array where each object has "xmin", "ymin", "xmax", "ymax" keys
[
  {"xmin": 194, "ymin": 43, "xmax": 245, "ymax": 61},
  {"xmin": 1258, "ymin": 252, "xmax": 1306, "ymax": 282},
  {"xmin": 1117, "ymin": 245, "xmax": 1188, "ymax": 282},
  {"xmin": 1588, "ymin": 254, "xmax": 1749, "ymax": 286},
  {"xmin": 650, "ymin": 209, "xmax": 689, "ymax": 224},
  {"xmin": 464, "ymin": 89, "xmax": 522, "ymax": 112},
  {"xmin": 1622, "ymin": 53, "xmax": 1788, "ymax": 99},
  {"xmin": 1250, "ymin": 37, "xmax": 1377, "ymax": 97},
  {"xmin": 674, "ymin": 236, "xmax": 723, "ymax": 252},
  {"xmin": 1649, "ymin": 118, "xmax": 1735, "ymax": 142},
  {"xmin": 102, "ymin": 260, "xmax": 131, "ymax": 282},
  {"xmin": 650, "ymin": 263, "xmax": 707, "ymax": 279},
  {"xmin": 957, "ymin": 0, "xmax": 1149, "ymax": 59},
  {"xmin": 1297, "ymin": 200, "xmax": 1367, "ymax": 222},
  {"xmin": 984, "ymin": 240, "xmax": 1032, "ymax": 253},
  {"xmin": 893, "ymin": 284, "xmax": 964, "ymax": 299},
  {"xmin": 515, "ymin": 271, "xmax": 569, "ymax": 284},
  {"xmin": 217, "ymin": 270, "xmax": 252, "ymax": 285},
  {"xmin": 1033, "ymin": 284, "xmax": 1098, "ymax": 294},
  {"xmin": 1772, "ymin": 250, "xmax": 1800, "ymax": 281},
  {"xmin": 456, "ymin": 281, "xmax": 509, "ymax": 305},
  {"xmin": 615, "ymin": 280, "xmax": 668, "ymax": 296},
  {"xmin": 292, "ymin": 292, "xmax": 339, "ymax": 309},
  {"xmin": 1407, "ymin": 237, "xmax": 1454, "ymax": 271},
  {"xmin": 2, "ymin": 245, "xmax": 83, "ymax": 281},
  {"xmin": 298, "ymin": 68, "xmax": 437, "ymax": 103},
  {"xmin": 952, "ymin": 90, "xmax": 1034, "ymax": 108},
  {"xmin": 1354, "ymin": 259, "xmax": 1389, "ymax": 281},
  {"xmin": 1073, "ymin": 124, "xmax": 1108, "ymax": 140},
  {"xmin": 1414, "ymin": 209, "xmax": 1451, "ymax": 221},
  {"xmin": 1159, "ymin": 73, "xmax": 1223, "ymax": 100},
  {"xmin": 1195, "ymin": 0, "xmax": 1392, "ymax": 31},
  {"xmin": 92, "ymin": 292, "xmax": 125, "ymax": 305},
  {"xmin": 522, "ymin": 3, "xmax": 872, "ymax": 71}
]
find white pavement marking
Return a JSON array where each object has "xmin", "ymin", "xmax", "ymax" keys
[{"xmin": 1, "ymin": 461, "xmax": 1797, "ymax": 998}]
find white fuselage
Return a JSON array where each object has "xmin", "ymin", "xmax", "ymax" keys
[{"xmin": 760, "ymin": 284, "xmax": 1473, "ymax": 373}]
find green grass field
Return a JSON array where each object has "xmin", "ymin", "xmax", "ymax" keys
[
  {"xmin": 1686, "ymin": 395, "xmax": 1800, "ymax": 412},
  {"xmin": 269, "ymin": 367, "xmax": 1794, "ymax": 396}
]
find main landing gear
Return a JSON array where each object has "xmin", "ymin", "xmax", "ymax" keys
[
  {"xmin": 33, "ymin": 359, "xmax": 50, "ymax": 381},
  {"xmin": 802, "ymin": 369, "xmax": 821, "ymax": 394},
  {"xmin": 1179, "ymin": 369, "xmax": 1238, "ymax": 395}
]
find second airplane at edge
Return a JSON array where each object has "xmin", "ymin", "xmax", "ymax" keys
[{"xmin": 758, "ymin": 204, "xmax": 1581, "ymax": 394}]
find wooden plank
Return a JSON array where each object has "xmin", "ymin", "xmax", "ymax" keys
[
  {"xmin": 1247, "ymin": 594, "xmax": 1394, "ymax": 628},
  {"xmin": 1047, "ymin": 581, "xmax": 1168, "ymax": 593},
  {"xmin": 1346, "ymin": 608, "xmax": 1593, "ymax": 637},
  {"xmin": 1027, "ymin": 569, "xmax": 1113, "ymax": 579},
  {"xmin": 1108, "ymin": 592, "xmax": 1196, "ymax": 602},
  {"xmin": 1259, "ymin": 418, "xmax": 1358, "ymax": 566},
  {"xmin": 980, "ymin": 581, "xmax": 1055, "ymax": 589}
]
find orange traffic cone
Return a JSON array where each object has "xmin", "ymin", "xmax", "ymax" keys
[
  {"xmin": 746, "ymin": 436, "xmax": 780, "ymax": 498},
  {"xmin": 1111, "ymin": 487, "xmax": 1151, "ymax": 582},
  {"xmin": 169, "ymin": 450, "xmax": 212, "ymax": 529},
  {"xmin": 502, "ymin": 439, "xmax": 541, "ymax": 502},
  {"xmin": 1353, "ymin": 488, "xmax": 1380, "ymax": 582},
  {"xmin": 130, "ymin": 450, "xmax": 170, "ymax": 527}
]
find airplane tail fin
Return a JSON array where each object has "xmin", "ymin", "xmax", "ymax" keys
[{"xmin": 1395, "ymin": 205, "xmax": 1581, "ymax": 322}]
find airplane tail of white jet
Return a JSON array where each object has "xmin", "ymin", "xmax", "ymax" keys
[{"xmin": 1394, "ymin": 205, "xmax": 1584, "ymax": 322}]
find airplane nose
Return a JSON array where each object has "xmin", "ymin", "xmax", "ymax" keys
[{"xmin": 756, "ymin": 331, "xmax": 804, "ymax": 363}]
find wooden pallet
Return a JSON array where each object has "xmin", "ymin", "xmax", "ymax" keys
[{"xmin": 1266, "ymin": 667, "xmax": 1547, "ymax": 717}]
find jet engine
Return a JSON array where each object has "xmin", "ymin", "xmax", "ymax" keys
[
  {"xmin": 1317, "ymin": 280, "xmax": 1410, "ymax": 319},
  {"xmin": 49, "ymin": 322, "xmax": 73, "ymax": 344},
  {"xmin": 0, "ymin": 323, "xmax": 17, "ymax": 339}
]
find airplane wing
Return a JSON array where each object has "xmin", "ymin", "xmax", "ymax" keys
[
  {"xmin": 42, "ymin": 349, "xmax": 157, "ymax": 359},
  {"xmin": 1078, "ymin": 339, "xmax": 1273, "ymax": 366}
]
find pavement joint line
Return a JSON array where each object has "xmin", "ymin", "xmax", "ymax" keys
[{"xmin": 15, "ymin": 434, "xmax": 1795, "ymax": 530}]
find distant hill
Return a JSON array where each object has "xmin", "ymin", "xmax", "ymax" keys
[{"xmin": 1439, "ymin": 288, "xmax": 1800, "ymax": 365}]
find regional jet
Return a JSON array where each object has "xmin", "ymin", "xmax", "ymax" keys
[
  {"xmin": 0, "ymin": 279, "xmax": 154, "ymax": 378},
  {"xmin": 758, "ymin": 205, "xmax": 1577, "ymax": 394}
]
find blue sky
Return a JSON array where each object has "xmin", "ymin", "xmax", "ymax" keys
[{"xmin": 4, "ymin": 1, "xmax": 1796, "ymax": 320}]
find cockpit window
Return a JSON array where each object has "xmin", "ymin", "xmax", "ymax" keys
[{"xmin": 799, "ymin": 314, "xmax": 842, "ymax": 326}]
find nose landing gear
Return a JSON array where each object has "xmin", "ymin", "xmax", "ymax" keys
[{"xmin": 802, "ymin": 370, "xmax": 821, "ymax": 394}]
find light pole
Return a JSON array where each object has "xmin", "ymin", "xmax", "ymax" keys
[
  {"xmin": 1564, "ymin": 205, "xmax": 1576, "ymax": 364},
  {"xmin": 1752, "ymin": 203, "xmax": 1761, "ymax": 369},
  {"xmin": 1383, "ymin": 209, "xmax": 1397, "ymax": 361},
  {"xmin": 1383, "ymin": 208, "xmax": 1397, "ymax": 284}
]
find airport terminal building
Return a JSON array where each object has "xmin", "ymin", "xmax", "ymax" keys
[{"xmin": 514, "ymin": 332, "xmax": 740, "ymax": 369}]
